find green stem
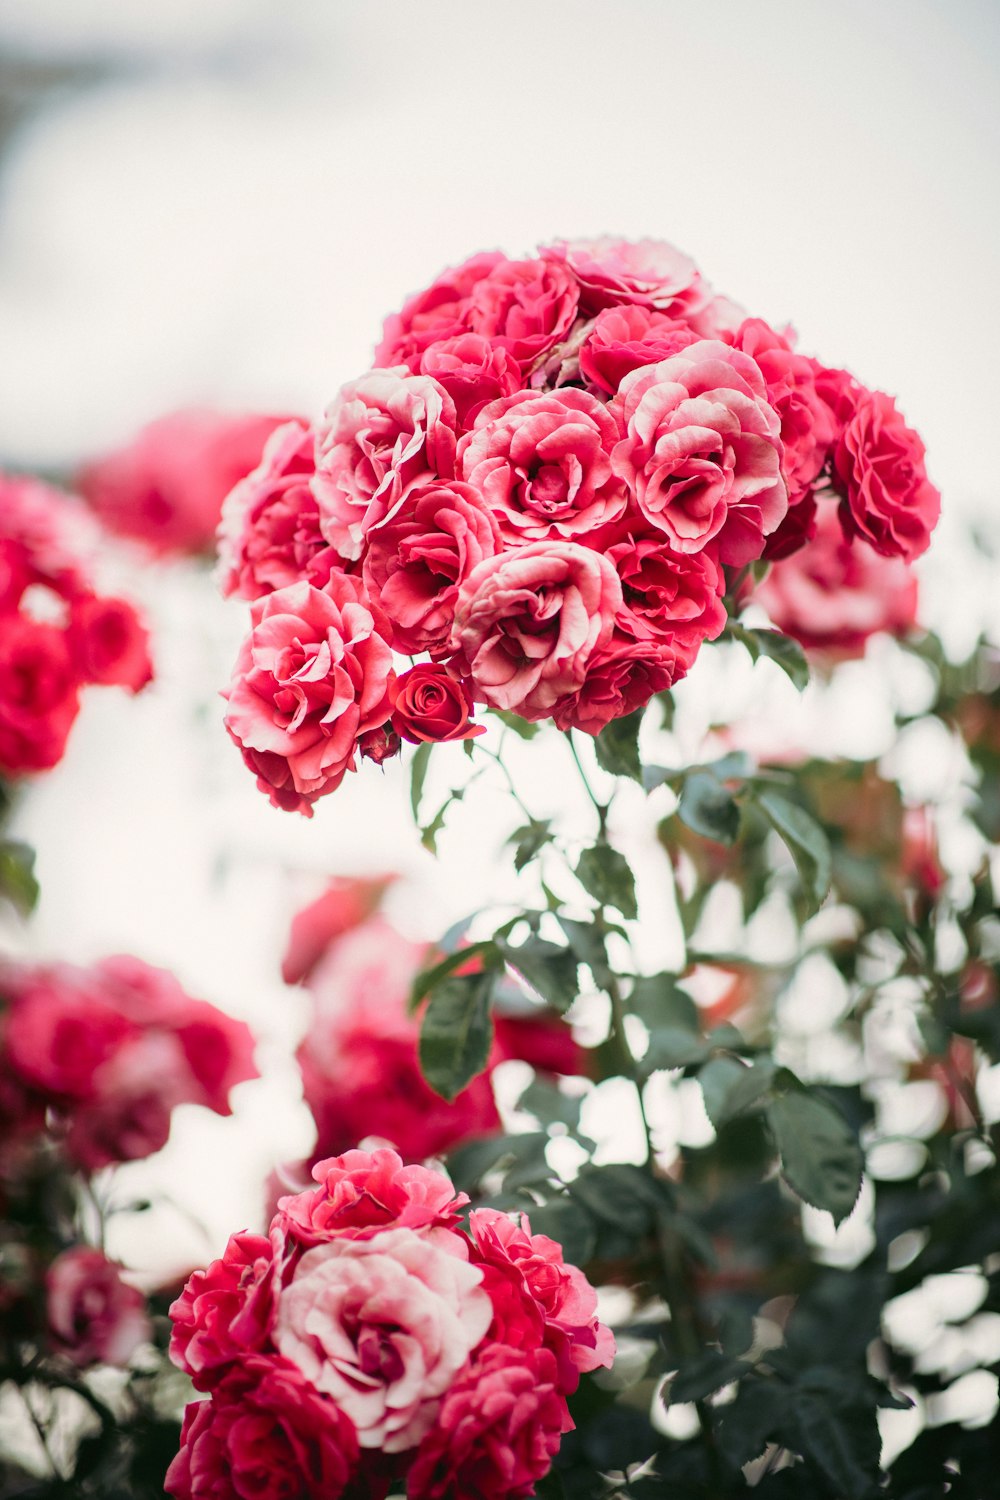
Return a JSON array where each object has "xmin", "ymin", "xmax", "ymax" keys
[
  {"xmin": 474, "ymin": 741, "xmax": 537, "ymax": 826},
  {"xmin": 565, "ymin": 733, "xmax": 608, "ymax": 839}
]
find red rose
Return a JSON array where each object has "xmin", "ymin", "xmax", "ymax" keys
[
  {"xmin": 47, "ymin": 1247, "xmax": 150, "ymax": 1368},
  {"xmin": 832, "ymin": 386, "xmax": 940, "ymax": 561},
  {"xmin": 388, "ymin": 665, "xmax": 483, "ymax": 744}
]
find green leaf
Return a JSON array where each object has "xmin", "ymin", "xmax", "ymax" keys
[
  {"xmin": 677, "ymin": 770, "xmax": 741, "ymax": 845},
  {"xmin": 409, "ymin": 741, "xmax": 432, "ymax": 820},
  {"xmin": 767, "ymin": 1084, "xmax": 864, "ymax": 1225},
  {"xmin": 630, "ymin": 975, "xmax": 708, "ymax": 1071},
  {"xmin": 557, "ymin": 917, "xmax": 613, "ymax": 991},
  {"xmin": 568, "ymin": 1163, "xmax": 665, "ymax": 1236},
  {"xmin": 491, "ymin": 708, "xmax": 539, "ymax": 739},
  {"xmin": 755, "ymin": 787, "xmax": 832, "ymax": 913},
  {"xmin": 593, "ymin": 708, "xmax": 644, "ymax": 784},
  {"xmin": 575, "ymin": 843, "xmax": 638, "ymax": 920},
  {"xmin": 699, "ymin": 1056, "xmax": 777, "ymax": 1128},
  {"xmin": 732, "ymin": 624, "xmax": 810, "ymax": 691},
  {"xmin": 667, "ymin": 1350, "xmax": 752, "ymax": 1405},
  {"xmin": 516, "ymin": 1075, "xmax": 584, "ymax": 1132},
  {"xmin": 521, "ymin": 1197, "xmax": 597, "ymax": 1267},
  {"xmin": 410, "ymin": 941, "xmax": 498, "ymax": 1011},
  {"xmin": 0, "ymin": 840, "xmax": 39, "ymax": 915},
  {"xmin": 497, "ymin": 935, "xmax": 579, "ymax": 1013},
  {"xmin": 507, "ymin": 818, "xmax": 553, "ymax": 873},
  {"xmin": 787, "ymin": 1378, "xmax": 882, "ymax": 1500},
  {"xmin": 445, "ymin": 1131, "xmax": 548, "ymax": 1192},
  {"xmin": 418, "ymin": 971, "xmax": 496, "ymax": 1101}
]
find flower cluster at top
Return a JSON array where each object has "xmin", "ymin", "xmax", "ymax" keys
[
  {"xmin": 0, "ymin": 473, "xmax": 153, "ymax": 778},
  {"xmin": 218, "ymin": 236, "xmax": 940, "ymax": 816},
  {"xmin": 167, "ymin": 1147, "xmax": 613, "ymax": 1500},
  {"xmin": 0, "ymin": 952, "xmax": 258, "ymax": 1175}
]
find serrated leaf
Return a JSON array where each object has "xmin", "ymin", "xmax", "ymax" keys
[
  {"xmin": 666, "ymin": 1350, "xmax": 752, "ymax": 1405},
  {"xmin": 507, "ymin": 818, "xmax": 553, "ymax": 873},
  {"xmin": 418, "ymin": 971, "xmax": 495, "ymax": 1101},
  {"xmin": 409, "ymin": 740, "xmax": 432, "ymax": 820},
  {"xmin": 410, "ymin": 940, "xmax": 498, "ymax": 1010},
  {"xmin": 0, "ymin": 840, "xmax": 39, "ymax": 915},
  {"xmin": 755, "ymin": 786, "xmax": 832, "ymax": 913},
  {"xmin": 767, "ymin": 1086, "xmax": 863, "ymax": 1226},
  {"xmin": 497, "ymin": 935, "xmax": 579, "ymax": 1014},
  {"xmin": 575, "ymin": 843, "xmax": 638, "ymax": 919},
  {"xmin": 700, "ymin": 1056, "xmax": 777, "ymax": 1128},
  {"xmin": 747, "ymin": 628, "xmax": 810, "ymax": 691},
  {"xmin": 491, "ymin": 708, "xmax": 539, "ymax": 739},
  {"xmin": 787, "ymin": 1385, "xmax": 881, "ymax": 1500},
  {"xmin": 678, "ymin": 770, "xmax": 741, "ymax": 845},
  {"xmin": 593, "ymin": 708, "xmax": 644, "ymax": 784}
]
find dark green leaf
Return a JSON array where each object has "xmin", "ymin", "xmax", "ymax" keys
[
  {"xmin": 507, "ymin": 818, "xmax": 553, "ymax": 873},
  {"xmin": 699, "ymin": 1056, "xmax": 777, "ymax": 1128},
  {"xmin": 678, "ymin": 770, "xmax": 741, "ymax": 845},
  {"xmin": 525, "ymin": 1197, "xmax": 597, "ymax": 1266},
  {"xmin": 0, "ymin": 840, "xmax": 39, "ymax": 915},
  {"xmin": 755, "ymin": 786, "xmax": 832, "ymax": 913},
  {"xmin": 446, "ymin": 1131, "xmax": 548, "ymax": 1191},
  {"xmin": 568, "ymin": 1163, "xmax": 665, "ymax": 1236},
  {"xmin": 715, "ymin": 1377, "xmax": 788, "ymax": 1470},
  {"xmin": 667, "ymin": 1350, "xmax": 751, "ymax": 1404},
  {"xmin": 631, "ymin": 975, "xmax": 708, "ymax": 1071},
  {"xmin": 418, "ymin": 971, "xmax": 495, "ymax": 1100},
  {"xmin": 788, "ymin": 1380, "xmax": 882, "ymax": 1500},
  {"xmin": 516, "ymin": 1075, "xmax": 584, "ymax": 1132},
  {"xmin": 732, "ymin": 624, "xmax": 810, "ymax": 691},
  {"xmin": 698, "ymin": 1055, "xmax": 749, "ymax": 1128},
  {"xmin": 575, "ymin": 843, "xmax": 638, "ymax": 920},
  {"xmin": 409, "ymin": 740, "xmax": 432, "ymax": 820},
  {"xmin": 767, "ymin": 1084, "xmax": 864, "ymax": 1225},
  {"xmin": 593, "ymin": 708, "xmax": 644, "ymax": 784},
  {"xmin": 497, "ymin": 934, "xmax": 579, "ymax": 1013},
  {"xmin": 410, "ymin": 941, "xmax": 498, "ymax": 1010},
  {"xmin": 557, "ymin": 917, "xmax": 613, "ymax": 990}
]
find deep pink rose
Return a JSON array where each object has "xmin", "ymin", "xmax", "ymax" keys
[
  {"xmin": 388, "ymin": 665, "xmax": 483, "ymax": 744},
  {"xmin": 458, "ymin": 388, "xmax": 627, "ymax": 543},
  {"xmin": 66, "ymin": 593, "xmax": 153, "ymax": 693},
  {"xmin": 552, "ymin": 624, "xmax": 688, "ymax": 736},
  {"xmin": 729, "ymin": 319, "xmax": 836, "ymax": 506},
  {"xmin": 0, "ymin": 615, "xmax": 81, "ymax": 777},
  {"xmin": 469, "ymin": 1208, "xmax": 614, "ymax": 1395},
  {"xmin": 169, "ymin": 1230, "xmax": 275, "ymax": 1386},
  {"xmin": 65, "ymin": 1033, "xmax": 183, "ymax": 1171},
  {"xmin": 282, "ymin": 875, "xmax": 396, "ymax": 986},
  {"xmin": 595, "ymin": 514, "xmax": 727, "ymax": 649},
  {"xmin": 408, "ymin": 1343, "xmax": 571, "ymax": 1500},
  {"xmin": 832, "ymin": 386, "xmax": 940, "ymax": 561},
  {"xmin": 493, "ymin": 1013, "xmax": 585, "ymax": 1079},
  {"xmin": 276, "ymin": 1147, "xmax": 468, "ymax": 1248},
  {"xmin": 375, "ymin": 251, "xmax": 506, "ymax": 368},
  {"xmin": 165, "ymin": 1357, "xmax": 361, "ymax": 1500},
  {"xmin": 47, "ymin": 1248, "xmax": 150, "ymax": 1367},
  {"xmin": 313, "ymin": 372, "xmax": 458, "ymax": 561},
  {"xmin": 172, "ymin": 999, "xmax": 258, "ymax": 1116},
  {"xmin": 466, "ymin": 257, "xmax": 580, "ymax": 371},
  {"xmin": 361, "ymin": 480, "xmax": 500, "ymax": 655},
  {"xmin": 223, "ymin": 577, "xmax": 394, "ymax": 813},
  {"xmin": 218, "ymin": 420, "xmax": 334, "ymax": 600},
  {"xmin": 756, "ymin": 502, "xmax": 919, "ymax": 656},
  {"xmin": 541, "ymin": 235, "xmax": 712, "ymax": 323},
  {"xmin": 579, "ymin": 304, "xmax": 700, "ymax": 395},
  {"xmin": 611, "ymin": 340, "xmax": 788, "ymax": 565},
  {"xmin": 450, "ymin": 541, "xmax": 622, "ymax": 721},
  {"xmin": 274, "ymin": 1226, "xmax": 492, "ymax": 1451},
  {"xmin": 2, "ymin": 965, "xmax": 135, "ymax": 1101},
  {"xmin": 417, "ymin": 334, "xmax": 524, "ymax": 427},
  {"xmin": 0, "ymin": 473, "xmax": 96, "ymax": 601},
  {"xmin": 78, "ymin": 408, "xmax": 295, "ymax": 557}
]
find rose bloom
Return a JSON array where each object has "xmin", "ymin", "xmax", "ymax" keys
[
  {"xmin": 832, "ymin": 385, "xmax": 940, "ymax": 561},
  {"xmin": 450, "ymin": 541, "xmax": 622, "ymax": 721},
  {"xmin": 275, "ymin": 1147, "xmax": 468, "ymax": 1248},
  {"xmin": 728, "ymin": 319, "xmax": 836, "ymax": 507},
  {"xmin": 312, "ymin": 371, "xmax": 458, "ymax": 561},
  {"xmin": 409, "ymin": 1344, "xmax": 571, "ymax": 1500},
  {"xmin": 578, "ymin": 303, "xmax": 700, "ymax": 396},
  {"xmin": 78, "ymin": 408, "xmax": 294, "ymax": 557},
  {"xmin": 170, "ymin": 1230, "xmax": 276, "ymax": 1386},
  {"xmin": 611, "ymin": 340, "xmax": 788, "ymax": 566},
  {"xmin": 361, "ymin": 479, "xmax": 500, "ymax": 656},
  {"xmin": 224, "ymin": 577, "xmax": 394, "ymax": 814},
  {"xmin": 1, "ymin": 964, "xmax": 135, "ymax": 1101},
  {"xmin": 165, "ymin": 1356, "xmax": 361, "ymax": 1500},
  {"xmin": 0, "ymin": 472, "xmax": 98, "ymax": 601},
  {"xmin": 466, "ymin": 256, "xmax": 580, "ymax": 370},
  {"xmin": 66, "ymin": 593, "xmax": 153, "ymax": 693},
  {"xmin": 274, "ymin": 1226, "xmax": 492, "ymax": 1451},
  {"xmin": 552, "ymin": 622, "xmax": 689, "ymax": 736},
  {"xmin": 416, "ymin": 333, "xmax": 524, "ymax": 427},
  {"xmin": 282, "ymin": 875, "xmax": 397, "ymax": 986},
  {"xmin": 458, "ymin": 388, "xmax": 627, "ymax": 544},
  {"xmin": 218, "ymin": 420, "xmax": 333, "ymax": 600},
  {"xmin": 595, "ymin": 513, "xmax": 727, "ymax": 650},
  {"xmin": 47, "ymin": 1247, "xmax": 150, "ymax": 1367},
  {"xmin": 0, "ymin": 615, "xmax": 81, "ymax": 776},
  {"xmin": 541, "ymin": 234, "xmax": 729, "ymax": 333},
  {"xmin": 756, "ymin": 503, "xmax": 918, "ymax": 656},
  {"xmin": 375, "ymin": 250, "xmax": 507, "ymax": 368},
  {"xmin": 388, "ymin": 665, "xmax": 482, "ymax": 744}
]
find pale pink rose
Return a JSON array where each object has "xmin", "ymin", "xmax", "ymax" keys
[
  {"xmin": 458, "ymin": 388, "xmax": 627, "ymax": 543},
  {"xmin": 274, "ymin": 1226, "xmax": 492, "ymax": 1451},
  {"xmin": 541, "ymin": 235, "xmax": 712, "ymax": 323},
  {"xmin": 467, "ymin": 257, "xmax": 580, "ymax": 371},
  {"xmin": 578, "ymin": 304, "xmax": 699, "ymax": 395},
  {"xmin": 375, "ymin": 250, "xmax": 506, "ymax": 368},
  {"xmin": 729, "ymin": 319, "xmax": 836, "ymax": 507},
  {"xmin": 47, "ymin": 1247, "xmax": 150, "ymax": 1367},
  {"xmin": 282, "ymin": 875, "xmax": 397, "ymax": 986},
  {"xmin": 417, "ymin": 333, "xmax": 524, "ymax": 427},
  {"xmin": 611, "ymin": 340, "xmax": 788, "ymax": 565},
  {"xmin": 313, "ymin": 372, "xmax": 458, "ymax": 561},
  {"xmin": 832, "ymin": 386, "xmax": 940, "ymax": 561},
  {"xmin": 169, "ymin": 1230, "xmax": 275, "ymax": 1387},
  {"xmin": 217, "ymin": 420, "xmax": 334, "ymax": 600},
  {"xmin": 552, "ymin": 624, "xmax": 688, "ymax": 736},
  {"xmin": 223, "ymin": 577, "xmax": 394, "ymax": 813},
  {"xmin": 361, "ymin": 480, "xmax": 500, "ymax": 655},
  {"xmin": 450, "ymin": 541, "xmax": 622, "ymax": 721},
  {"xmin": 756, "ymin": 502, "xmax": 919, "ymax": 656},
  {"xmin": 277, "ymin": 1147, "xmax": 468, "ymax": 1247},
  {"xmin": 408, "ymin": 1344, "xmax": 571, "ymax": 1500}
]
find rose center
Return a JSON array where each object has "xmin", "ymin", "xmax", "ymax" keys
[{"xmin": 355, "ymin": 1324, "xmax": 405, "ymax": 1384}]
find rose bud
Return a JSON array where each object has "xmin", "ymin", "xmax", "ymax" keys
[
  {"xmin": 389, "ymin": 664, "xmax": 484, "ymax": 744},
  {"xmin": 358, "ymin": 723, "xmax": 403, "ymax": 765}
]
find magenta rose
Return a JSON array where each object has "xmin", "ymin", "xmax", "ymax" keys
[
  {"xmin": 0, "ymin": 615, "xmax": 81, "ymax": 777},
  {"xmin": 729, "ymin": 319, "xmax": 837, "ymax": 507},
  {"xmin": 458, "ymin": 388, "xmax": 627, "ymax": 543},
  {"xmin": 388, "ymin": 665, "xmax": 482, "ymax": 744},
  {"xmin": 0, "ymin": 473, "xmax": 96, "ymax": 601},
  {"xmin": 313, "ymin": 372, "xmax": 458, "ymax": 561},
  {"xmin": 832, "ymin": 386, "xmax": 940, "ymax": 561},
  {"xmin": 611, "ymin": 340, "xmax": 788, "ymax": 565},
  {"xmin": 361, "ymin": 479, "xmax": 500, "ymax": 655},
  {"xmin": 579, "ymin": 303, "xmax": 700, "ymax": 395},
  {"xmin": 47, "ymin": 1247, "xmax": 150, "ymax": 1367},
  {"xmin": 274, "ymin": 1226, "xmax": 492, "ymax": 1451},
  {"xmin": 375, "ymin": 250, "xmax": 507, "ymax": 368},
  {"xmin": 223, "ymin": 577, "xmax": 394, "ymax": 813},
  {"xmin": 65, "ymin": 1033, "xmax": 184, "ymax": 1171},
  {"xmin": 417, "ymin": 333, "xmax": 524, "ymax": 427},
  {"xmin": 165, "ymin": 1357, "xmax": 361, "ymax": 1500},
  {"xmin": 66, "ymin": 593, "xmax": 153, "ymax": 693},
  {"xmin": 277, "ymin": 1147, "xmax": 468, "ymax": 1248},
  {"xmin": 466, "ymin": 256, "xmax": 580, "ymax": 371},
  {"xmin": 408, "ymin": 1344, "xmax": 571, "ymax": 1500},
  {"xmin": 450, "ymin": 541, "xmax": 622, "ymax": 721},
  {"xmin": 170, "ymin": 1230, "xmax": 276, "ymax": 1387},
  {"xmin": 217, "ymin": 419, "xmax": 334, "ymax": 600}
]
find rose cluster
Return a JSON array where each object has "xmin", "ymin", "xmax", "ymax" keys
[
  {"xmin": 0, "ymin": 473, "xmax": 153, "ymax": 778},
  {"xmin": 0, "ymin": 953, "xmax": 258, "ymax": 1175},
  {"xmin": 167, "ymin": 1147, "xmax": 613, "ymax": 1499},
  {"xmin": 218, "ymin": 236, "xmax": 939, "ymax": 814}
]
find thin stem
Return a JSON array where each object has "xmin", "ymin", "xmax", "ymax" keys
[
  {"xmin": 17, "ymin": 1384, "xmax": 62, "ymax": 1481},
  {"xmin": 474, "ymin": 742, "xmax": 537, "ymax": 826},
  {"xmin": 565, "ymin": 733, "xmax": 608, "ymax": 839}
]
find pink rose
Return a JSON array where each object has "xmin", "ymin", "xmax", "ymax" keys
[
  {"xmin": 450, "ymin": 541, "xmax": 622, "ymax": 721},
  {"xmin": 552, "ymin": 624, "xmax": 688, "ymax": 736},
  {"xmin": 217, "ymin": 420, "xmax": 334, "ymax": 600},
  {"xmin": 832, "ymin": 386, "xmax": 940, "ymax": 561},
  {"xmin": 66, "ymin": 593, "xmax": 153, "ymax": 693},
  {"xmin": 467, "ymin": 257, "xmax": 580, "ymax": 371},
  {"xmin": 388, "ymin": 665, "xmax": 483, "ymax": 744},
  {"xmin": 282, "ymin": 875, "xmax": 396, "ymax": 986},
  {"xmin": 47, "ymin": 1247, "xmax": 150, "ymax": 1367},
  {"xmin": 595, "ymin": 514, "xmax": 727, "ymax": 649},
  {"xmin": 493, "ymin": 1013, "xmax": 585, "ymax": 1079},
  {"xmin": 165, "ymin": 1357, "xmax": 361, "ymax": 1500},
  {"xmin": 65, "ymin": 1032, "xmax": 183, "ymax": 1170},
  {"xmin": 611, "ymin": 340, "xmax": 788, "ymax": 565},
  {"xmin": 0, "ymin": 473, "xmax": 98, "ymax": 602},
  {"xmin": 579, "ymin": 304, "xmax": 700, "ymax": 395},
  {"xmin": 756, "ymin": 502, "xmax": 919, "ymax": 656},
  {"xmin": 2, "ymin": 965, "xmax": 135, "ymax": 1101},
  {"xmin": 729, "ymin": 319, "xmax": 837, "ymax": 506},
  {"xmin": 469, "ymin": 1208, "xmax": 614, "ymax": 1394},
  {"xmin": 408, "ymin": 1344, "xmax": 571, "ymax": 1500},
  {"xmin": 361, "ymin": 480, "xmax": 500, "ymax": 655},
  {"xmin": 541, "ymin": 235, "xmax": 711, "ymax": 322},
  {"xmin": 313, "ymin": 372, "xmax": 458, "ymax": 561},
  {"xmin": 417, "ymin": 334, "xmax": 524, "ymax": 427},
  {"xmin": 375, "ymin": 251, "xmax": 506, "ymax": 368},
  {"xmin": 276, "ymin": 1147, "xmax": 468, "ymax": 1248},
  {"xmin": 274, "ymin": 1227, "xmax": 492, "ymax": 1451},
  {"xmin": 223, "ymin": 577, "xmax": 394, "ymax": 813},
  {"xmin": 0, "ymin": 616, "xmax": 81, "ymax": 777},
  {"xmin": 169, "ymin": 1230, "xmax": 275, "ymax": 1386},
  {"xmin": 458, "ymin": 388, "xmax": 627, "ymax": 543}
]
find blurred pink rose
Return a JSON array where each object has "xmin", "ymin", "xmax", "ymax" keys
[
  {"xmin": 47, "ymin": 1247, "xmax": 150, "ymax": 1367},
  {"xmin": 66, "ymin": 594, "xmax": 153, "ymax": 693},
  {"xmin": 0, "ymin": 616, "xmax": 81, "ymax": 776},
  {"xmin": 3, "ymin": 965, "xmax": 135, "ymax": 1101},
  {"xmin": 833, "ymin": 386, "xmax": 940, "ymax": 561},
  {"xmin": 282, "ymin": 875, "xmax": 396, "ymax": 986}
]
